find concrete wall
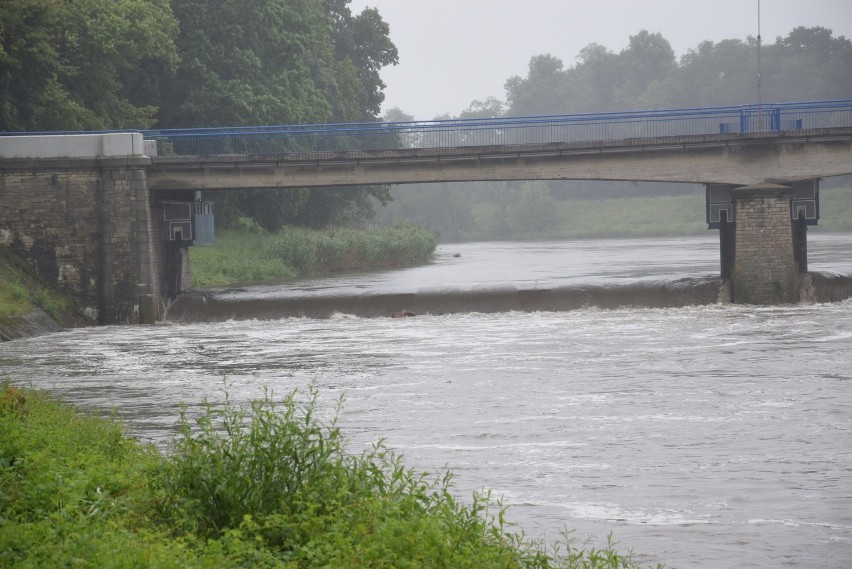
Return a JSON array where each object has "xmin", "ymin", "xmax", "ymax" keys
[
  {"xmin": 0, "ymin": 133, "xmax": 145, "ymax": 159},
  {"xmin": 731, "ymin": 185, "xmax": 799, "ymax": 304}
]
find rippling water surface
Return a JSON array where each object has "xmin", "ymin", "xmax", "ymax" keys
[{"xmin": 2, "ymin": 235, "xmax": 851, "ymax": 569}]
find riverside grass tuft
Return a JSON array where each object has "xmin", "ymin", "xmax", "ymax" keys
[
  {"xmin": 190, "ymin": 222, "xmax": 437, "ymax": 288},
  {"xmin": 0, "ymin": 247, "xmax": 70, "ymax": 321},
  {"xmin": 1, "ymin": 382, "xmax": 662, "ymax": 569}
]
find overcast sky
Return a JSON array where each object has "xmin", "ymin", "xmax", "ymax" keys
[{"xmin": 347, "ymin": 0, "xmax": 852, "ymax": 120}]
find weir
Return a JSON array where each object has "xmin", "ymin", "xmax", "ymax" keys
[{"xmin": 2, "ymin": 101, "xmax": 852, "ymax": 322}]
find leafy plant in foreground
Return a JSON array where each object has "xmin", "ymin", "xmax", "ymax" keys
[{"xmin": 152, "ymin": 384, "xmax": 662, "ymax": 568}]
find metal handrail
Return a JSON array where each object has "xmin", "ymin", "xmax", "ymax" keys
[{"xmin": 4, "ymin": 100, "xmax": 851, "ymax": 156}]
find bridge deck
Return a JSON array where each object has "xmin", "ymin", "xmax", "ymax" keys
[{"xmin": 146, "ymin": 127, "xmax": 852, "ymax": 189}]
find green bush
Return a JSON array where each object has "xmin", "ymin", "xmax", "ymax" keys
[
  {"xmin": 271, "ymin": 224, "xmax": 436, "ymax": 274},
  {"xmin": 190, "ymin": 223, "xmax": 436, "ymax": 287},
  {"xmin": 2, "ymin": 382, "xmax": 662, "ymax": 568}
]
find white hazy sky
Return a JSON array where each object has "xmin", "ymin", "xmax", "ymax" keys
[{"xmin": 348, "ymin": 0, "xmax": 852, "ymax": 120}]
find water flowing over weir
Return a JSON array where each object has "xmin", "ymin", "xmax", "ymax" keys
[
  {"xmin": 2, "ymin": 235, "xmax": 851, "ymax": 569},
  {"xmin": 166, "ymin": 277, "xmax": 727, "ymax": 321},
  {"xmin": 165, "ymin": 235, "xmax": 852, "ymax": 321}
]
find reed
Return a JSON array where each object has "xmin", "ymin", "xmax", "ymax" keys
[
  {"xmin": 1, "ymin": 382, "xmax": 662, "ymax": 568},
  {"xmin": 190, "ymin": 222, "xmax": 437, "ymax": 288}
]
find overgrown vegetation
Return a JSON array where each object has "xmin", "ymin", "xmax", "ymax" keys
[
  {"xmin": 0, "ymin": 248, "xmax": 70, "ymax": 321},
  {"xmin": 189, "ymin": 222, "xmax": 437, "ymax": 288},
  {"xmin": 1, "ymin": 383, "xmax": 662, "ymax": 568}
]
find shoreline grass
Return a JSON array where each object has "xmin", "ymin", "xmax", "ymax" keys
[
  {"xmin": 1, "ymin": 382, "xmax": 662, "ymax": 569},
  {"xmin": 189, "ymin": 223, "xmax": 437, "ymax": 288},
  {"xmin": 0, "ymin": 248, "xmax": 70, "ymax": 321}
]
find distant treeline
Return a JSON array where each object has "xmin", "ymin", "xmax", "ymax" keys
[
  {"xmin": 378, "ymin": 26, "xmax": 852, "ymax": 240},
  {"xmin": 418, "ymin": 26, "xmax": 852, "ymax": 121}
]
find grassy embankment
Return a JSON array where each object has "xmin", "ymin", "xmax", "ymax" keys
[
  {"xmin": 189, "ymin": 222, "xmax": 438, "ymax": 288},
  {"xmin": 0, "ymin": 383, "xmax": 661, "ymax": 569},
  {"xmin": 0, "ymin": 247, "xmax": 70, "ymax": 322}
]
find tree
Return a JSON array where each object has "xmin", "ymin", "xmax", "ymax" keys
[
  {"xmin": 561, "ymin": 43, "xmax": 620, "ymax": 113},
  {"xmin": 505, "ymin": 54, "xmax": 567, "ymax": 116},
  {"xmin": 0, "ymin": 0, "xmax": 179, "ymax": 131},
  {"xmin": 159, "ymin": 0, "xmax": 333, "ymax": 128},
  {"xmin": 765, "ymin": 26, "xmax": 852, "ymax": 102},
  {"xmin": 159, "ymin": 0, "xmax": 398, "ymax": 230},
  {"xmin": 325, "ymin": 1, "xmax": 398, "ymax": 120},
  {"xmin": 614, "ymin": 30, "xmax": 676, "ymax": 109},
  {"xmin": 676, "ymin": 38, "xmax": 758, "ymax": 106},
  {"xmin": 458, "ymin": 97, "xmax": 506, "ymax": 119}
]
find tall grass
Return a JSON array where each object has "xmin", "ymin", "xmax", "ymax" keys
[
  {"xmin": 271, "ymin": 224, "xmax": 437, "ymax": 274},
  {"xmin": 0, "ymin": 280, "xmax": 30, "ymax": 318},
  {"xmin": 190, "ymin": 222, "xmax": 437, "ymax": 288},
  {"xmin": 0, "ymin": 246, "xmax": 70, "ymax": 321},
  {"xmin": 2, "ymin": 382, "xmax": 662, "ymax": 568}
]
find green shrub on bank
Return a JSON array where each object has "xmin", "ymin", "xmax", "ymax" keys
[
  {"xmin": 1, "ymin": 383, "xmax": 662, "ymax": 568},
  {"xmin": 272, "ymin": 224, "xmax": 437, "ymax": 273},
  {"xmin": 190, "ymin": 223, "xmax": 437, "ymax": 288}
]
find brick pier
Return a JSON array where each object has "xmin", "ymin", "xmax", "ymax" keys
[{"xmin": 731, "ymin": 183, "xmax": 800, "ymax": 304}]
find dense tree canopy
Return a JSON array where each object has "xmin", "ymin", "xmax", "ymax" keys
[
  {"xmin": 0, "ymin": 0, "xmax": 397, "ymax": 230},
  {"xmin": 0, "ymin": 0, "xmax": 179, "ymax": 131},
  {"xmin": 161, "ymin": 0, "xmax": 397, "ymax": 230}
]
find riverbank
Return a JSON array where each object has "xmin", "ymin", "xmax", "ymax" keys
[
  {"xmin": 0, "ymin": 384, "xmax": 659, "ymax": 569},
  {"xmin": 0, "ymin": 247, "xmax": 94, "ymax": 341}
]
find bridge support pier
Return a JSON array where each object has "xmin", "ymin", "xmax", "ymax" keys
[
  {"xmin": 730, "ymin": 183, "xmax": 800, "ymax": 304},
  {"xmin": 0, "ymin": 133, "xmax": 165, "ymax": 324}
]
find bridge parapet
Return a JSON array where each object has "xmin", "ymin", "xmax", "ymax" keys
[{"xmin": 0, "ymin": 132, "xmax": 145, "ymax": 159}]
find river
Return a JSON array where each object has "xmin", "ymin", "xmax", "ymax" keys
[{"xmin": 2, "ymin": 234, "xmax": 851, "ymax": 569}]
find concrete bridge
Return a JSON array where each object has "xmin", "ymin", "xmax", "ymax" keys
[{"xmin": 2, "ymin": 100, "xmax": 851, "ymax": 323}]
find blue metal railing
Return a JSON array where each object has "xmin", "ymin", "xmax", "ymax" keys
[
  {"xmin": 140, "ymin": 99, "xmax": 852, "ymax": 156},
  {"xmin": 4, "ymin": 100, "xmax": 851, "ymax": 156}
]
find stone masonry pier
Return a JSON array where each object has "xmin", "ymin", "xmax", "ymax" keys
[{"xmin": 731, "ymin": 184, "xmax": 800, "ymax": 304}]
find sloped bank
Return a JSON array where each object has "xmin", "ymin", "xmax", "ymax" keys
[{"xmin": 0, "ymin": 248, "xmax": 95, "ymax": 341}]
